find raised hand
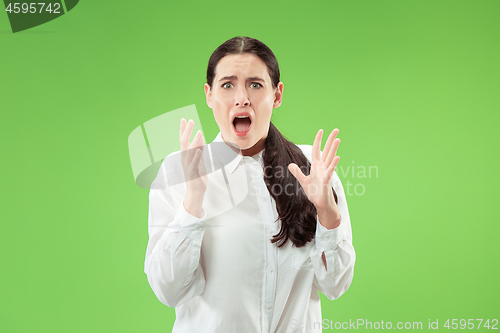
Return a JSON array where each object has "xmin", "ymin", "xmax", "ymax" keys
[
  {"xmin": 288, "ymin": 128, "xmax": 341, "ymax": 214},
  {"xmin": 180, "ymin": 118, "xmax": 207, "ymax": 217}
]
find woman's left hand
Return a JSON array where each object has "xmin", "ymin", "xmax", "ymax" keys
[{"xmin": 288, "ymin": 128, "xmax": 341, "ymax": 213}]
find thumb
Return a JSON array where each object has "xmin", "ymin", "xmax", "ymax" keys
[{"xmin": 288, "ymin": 163, "xmax": 306, "ymax": 186}]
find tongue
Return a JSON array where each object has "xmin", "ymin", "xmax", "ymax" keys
[{"xmin": 234, "ymin": 117, "xmax": 251, "ymax": 132}]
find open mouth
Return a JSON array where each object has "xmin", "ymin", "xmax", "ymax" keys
[{"xmin": 232, "ymin": 113, "xmax": 252, "ymax": 136}]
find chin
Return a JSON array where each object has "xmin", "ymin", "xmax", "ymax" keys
[
  {"xmin": 224, "ymin": 133, "xmax": 253, "ymax": 149},
  {"xmin": 232, "ymin": 136, "xmax": 254, "ymax": 149}
]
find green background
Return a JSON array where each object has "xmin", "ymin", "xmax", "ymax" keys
[{"xmin": 1, "ymin": 0, "xmax": 499, "ymax": 331}]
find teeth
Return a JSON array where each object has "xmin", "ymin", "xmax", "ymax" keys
[{"xmin": 235, "ymin": 116, "xmax": 249, "ymax": 118}]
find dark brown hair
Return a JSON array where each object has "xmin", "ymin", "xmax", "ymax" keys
[{"xmin": 206, "ymin": 36, "xmax": 338, "ymax": 248}]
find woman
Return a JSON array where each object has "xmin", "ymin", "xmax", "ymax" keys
[{"xmin": 144, "ymin": 36, "xmax": 355, "ymax": 333}]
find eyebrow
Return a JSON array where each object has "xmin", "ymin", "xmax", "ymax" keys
[{"xmin": 218, "ymin": 76, "xmax": 265, "ymax": 82}]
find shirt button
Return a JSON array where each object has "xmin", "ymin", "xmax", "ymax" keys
[
  {"xmin": 267, "ymin": 304, "xmax": 272, "ymax": 310},
  {"xmin": 261, "ymin": 197, "xmax": 267, "ymax": 202},
  {"xmin": 269, "ymin": 267, "xmax": 274, "ymax": 273},
  {"xmin": 268, "ymin": 229, "xmax": 273, "ymax": 235}
]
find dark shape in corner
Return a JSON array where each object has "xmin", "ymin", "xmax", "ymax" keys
[{"xmin": 3, "ymin": 0, "xmax": 79, "ymax": 33}]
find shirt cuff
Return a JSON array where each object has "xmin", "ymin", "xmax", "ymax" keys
[
  {"xmin": 316, "ymin": 214, "xmax": 345, "ymax": 253},
  {"xmin": 175, "ymin": 202, "xmax": 206, "ymax": 239}
]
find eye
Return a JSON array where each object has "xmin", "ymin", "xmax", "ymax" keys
[
  {"xmin": 222, "ymin": 82, "xmax": 233, "ymax": 89},
  {"xmin": 250, "ymin": 82, "xmax": 262, "ymax": 89}
]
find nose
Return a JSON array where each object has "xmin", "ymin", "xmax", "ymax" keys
[{"xmin": 234, "ymin": 84, "xmax": 250, "ymax": 107}]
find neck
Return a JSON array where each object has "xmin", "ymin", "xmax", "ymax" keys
[
  {"xmin": 221, "ymin": 135, "xmax": 266, "ymax": 157},
  {"xmin": 240, "ymin": 138, "xmax": 266, "ymax": 156}
]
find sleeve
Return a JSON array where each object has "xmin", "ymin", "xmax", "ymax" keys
[
  {"xmin": 310, "ymin": 170, "xmax": 356, "ymax": 300},
  {"xmin": 143, "ymin": 159, "xmax": 207, "ymax": 308}
]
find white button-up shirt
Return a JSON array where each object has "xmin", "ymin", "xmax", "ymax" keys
[{"xmin": 144, "ymin": 132, "xmax": 356, "ymax": 333}]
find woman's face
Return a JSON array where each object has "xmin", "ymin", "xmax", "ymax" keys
[{"xmin": 204, "ymin": 53, "xmax": 283, "ymax": 155}]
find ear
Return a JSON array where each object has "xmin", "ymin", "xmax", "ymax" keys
[
  {"xmin": 273, "ymin": 82, "xmax": 284, "ymax": 108},
  {"xmin": 204, "ymin": 83, "xmax": 212, "ymax": 108}
]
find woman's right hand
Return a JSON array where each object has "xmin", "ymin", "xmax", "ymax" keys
[{"xmin": 180, "ymin": 118, "xmax": 207, "ymax": 218}]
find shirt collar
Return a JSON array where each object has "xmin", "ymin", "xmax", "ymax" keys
[{"xmin": 211, "ymin": 132, "xmax": 265, "ymax": 174}]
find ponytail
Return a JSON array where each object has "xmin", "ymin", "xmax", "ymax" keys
[{"xmin": 263, "ymin": 122, "xmax": 338, "ymax": 248}]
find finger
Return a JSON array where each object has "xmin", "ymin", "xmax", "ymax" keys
[
  {"xmin": 186, "ymin": 130, "xmax": 202, "ymax": 162},
  {"xmin": 196, "ymin": 133, "xmax": 207, "ymax": 176},
  {"xmin": 182, "ymin": 130, "xmax": 199, "ymax": 166},
  {"xmin": 192, "ymin": 148, "xmax": 203, "ymax": 172},
  {"xmin": 326, "ymin": 156, "xmax": 340, "ymax": 180},
  {"xmin": 324, "ymin": 138, "xmax": 340, "ymax": 168},
  {"xmin": 195, "ymin": 130, "xmax": 205, "ymax": 148},
  {"xmin": 180, "ymin": 118, "xmax": 186, "ymax": 137},
  {"xmin": 288, "ymin": 163, "xmax": 307, "ymax": 186},
  {"xmin": 180, "ymin": 118, "xmax": 187, "ymax": 151},
  {"xmin": 197, "ymin": 146, "xmax": 207, "ymax": 177},
  {"xmin": 181, "ymin": 119, "xmax": 195, "ymax": 151},
  {"xmin": 194, "ymin": 133, "xmax": 205, "ymax": 154},
  {"xmin": 322, "ymin": 129, "xmax": 339, "ymax": 163},
  {"xmin": 312, "ymin": 129, "xmax": 323, "ymax": 162},
  {"xmin": 186, "ymin": 149, "xmax": 202, "ymax": 181},
  {"xmin": 189, "ymin": 130, "xmax": 203, "ymax": 150}
]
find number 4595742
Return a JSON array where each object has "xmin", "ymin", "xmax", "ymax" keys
[
  {"xmin": 5, "ymin": 3, "xmax": 62, "ymax": 14},
  {"xmin": 444, "ymin": 319, "xmax": 498, "ymax": 329}
]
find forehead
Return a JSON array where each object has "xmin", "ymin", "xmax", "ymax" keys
[{"xmin": 215, "ymin": 53, "xmax": 271, "ymax": 81}]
